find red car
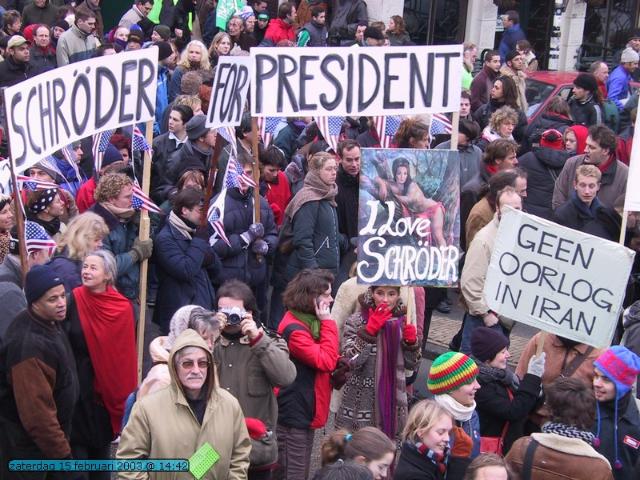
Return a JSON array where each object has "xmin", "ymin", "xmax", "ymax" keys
[{"xmin": 525, "ymin": 70, "xmax": 639, "ymax": 123}]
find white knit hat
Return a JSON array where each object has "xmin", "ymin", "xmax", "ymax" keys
[{"xmin": 621, "ymin": 47, "xmax": 639, "ymax": 64}]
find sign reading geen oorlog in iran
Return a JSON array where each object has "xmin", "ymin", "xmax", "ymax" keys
[
  {"xmin": 484, "ymin": 208, "xmax": 635, "ymax": 348},
  {"xmin": 206, "ymin": 56, "xmax": 252, "ymax": 129},
  {"xmin": 3, "ymin": 47, "xmax": 158, "ymax": 173},
  {"xmin": 623, "ymin": 111, "xmax": 640, "ymax": 210},
  {"xmin": 250, "ymin": 45, "xmax": 463, "ymax": 117}
]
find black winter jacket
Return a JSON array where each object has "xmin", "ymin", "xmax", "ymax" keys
[
  {"xmin": 328, "ymin": 0, "xmax": 368, "ymax": 44},
  {"xmin": 286, "ymin": 200, "xmax": 347, "ymax": 281},
  {"xmin": 475, "ymin": 370, "xmax": 541, "ymax": 454},
  {"xmin": 211, "ymin": 188, "xmax": 278, "ymax": 288},
  {"xmin": 554, "ymin": 193, "xmax": 621, "ymax": 241},
  {"xmin": 394, "ymin": 442, "xmax": 444, "ymax": 480},
  {"xmin": 519, "ymin": 147, "xmax": 571, "ymax": 220},
  {"xmin": 520, "ymin": 112, "xmax": 573, "ymax": 154},
  {"xmin": 335, "ymin": 166, "xmax": 359, "ymax": 241},
  {"xmin": 569, "ymin": 95, "xmax": 602, "ymax": 127},
  {"xmin": 473, "ymin": 99, "xmax": 528, "ymax": 142},
  {"xmin": 150, "ymin": 132, "xmax": 187, "ymax": 204}
]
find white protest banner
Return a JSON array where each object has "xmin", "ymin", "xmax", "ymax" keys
[
  {"xmin": 0, "ymin": 160, "xmax": 11, "ymax": 195},
  {"xmin": 206, "ymin": 56, "xmax": 252, "ymax": 129},
  {"xmin": 250, "ymin": 45, "xmax": 463, "ymax": 117},
  {"xmin": 624, "ymin": 112, "xmax": 640, "ymax": 211},
  {"xmin": 484, "ymin": 208, "xmax": 635, "ymax": 348},
  {"xmin": 3, "ymin": 47, "xmax": 158, "ymax": 173}
]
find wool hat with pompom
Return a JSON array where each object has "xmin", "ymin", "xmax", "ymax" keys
[
  {"xmin": 594, "ymin": 345, "xmax": 640, "ymax": 399},
  {"xmin": 428, "ymin": 351, "xmax": 479, "ymax": 395}
]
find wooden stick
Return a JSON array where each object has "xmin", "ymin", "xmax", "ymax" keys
[
  {"xmin": 2, "ymin": 91, "xmax": 28, "ymax": 284},
  {"xmin": 450, "ymin": 111, "xmax": 460, "ymax": 150},
  {"xmin": 535, "ymin": 332, "xmax": 546, "ymax": 357},
  {"xmin": 619, "ymin": 210, "xmax": 628, "ymax": 245},
  {"xmin": 251, "ymin": 117, "xmax": 261, "ymax": 223},
  {"xmin": 136, "ymin": 120, "xmax": 154, "ymax": 385}
]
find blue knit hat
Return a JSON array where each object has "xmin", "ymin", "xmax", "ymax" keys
[{"xmin": 24, "ymin": 265, "xmax": 64, "ymax": 305}]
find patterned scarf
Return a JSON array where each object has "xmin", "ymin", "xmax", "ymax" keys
[
  {"xmin": 477, "ymin": 361, "xmax": 520, "ymax": 391},
  {"xmin": 413, "ymin": 441, "xmax": 448, "ymax": 474},
  {"xmin": 542, "ymin": 422, "xmax": 596, "ymax": 445}
]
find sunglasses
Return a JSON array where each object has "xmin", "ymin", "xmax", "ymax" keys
[{"xmin": 179, "ymin": 359, "xmax": 210, "ymax": 370}]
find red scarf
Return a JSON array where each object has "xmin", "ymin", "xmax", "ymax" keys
[
  {"xmin": 485, "ymin": 163, "xmax": 499, "ymax": 176},
  {"xmin": 73, "ymin": 285, "xmax": 137, "ymax": 436},
  {"xmin": 597, "ymin": 153, "xmax": 615, "ymax": 173}
]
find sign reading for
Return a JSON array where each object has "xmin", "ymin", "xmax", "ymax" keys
[
  {"xmin": 484, "ymin": 208, "xmax": 635, "ymax": 348},
  {"xmin": 4, "ymin": 48, "xmax": 158, "ymax": 173},
  {"xmin": 206, "ymin": 56, "xmax": 251, "ymax": 128},
  {"xmin": 250, "ymin": 45, "xmax": 463, "ymax": 117}
]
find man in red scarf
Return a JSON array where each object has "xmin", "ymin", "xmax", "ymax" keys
[{"xmin": 552, "ymin": 124, "xmax": 628, "ymax": 210}]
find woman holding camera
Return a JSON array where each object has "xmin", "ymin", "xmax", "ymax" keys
[{"xmin": 214, "ymin": 279, "xmax": 296, "ymax": 480}]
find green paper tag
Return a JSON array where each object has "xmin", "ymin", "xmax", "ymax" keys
[{"xmin": 188, "ymin": 442, "xmax": 220, "ymax": 479}]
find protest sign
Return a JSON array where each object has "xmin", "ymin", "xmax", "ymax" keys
[
  {"xmin": 3, "ymin": 48, "xmax": 158, "ymax": 173},
  {"xmin": 250, "ymin": 45, "xmax": 463, "ymax": 117},
  {"xmin": 0, "ymin": 160, "xmax": 12, "ymax": 195},
  {"xmin": 484, "ymin": 208, "xmax": 635, "ymax": 348},
  {"xmin": 206, "ymin": 56, "xmax": 252, "ymax": 129},
  {"xmin": 357, "ymin": 148, "xmax": 461, "ymax": 286},
  {"xmin": 624, "ymin": 112, "xmax": 640, "ymax": 211}
]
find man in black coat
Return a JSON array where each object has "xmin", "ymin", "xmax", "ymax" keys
[
  {"xmin": 554, "ymin": 164, "xmax": 621, "ymax": 241},
  {"xmin": 0, "ymin": 35, "xmax": 34, "ymax": 89},
  {"xmin": 335, "ymin": 139, "xmax": 360, "ymax": 288},
  {"xmin": 0, "ymin": 265, "xmax": 79, "ymax": 477},
  {"xmin": 569, "ymin": 73, "xmax": 603, "ymax": 127}
]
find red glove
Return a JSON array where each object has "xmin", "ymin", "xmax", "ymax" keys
[
  {"xmin": 403, "ymin": 323, "xmax": 417, "ymax": 344},
  {"xmin": 366, "ymin": 304, "xmax": 393, "ymax": 336},
  {"xmin": 245, "ymin": 417, "xmax": 267, "ymax": 440},
  {"xmin": 450, "ymin": 426, "xmax": 473, "ymax": 458}
]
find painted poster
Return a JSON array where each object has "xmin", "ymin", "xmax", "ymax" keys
[{"xmin": 357, "ymin": 148, "xmax": 460, "ymax": 286}]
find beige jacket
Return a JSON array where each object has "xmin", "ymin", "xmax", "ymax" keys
[
  {"xmin": 117, "ymin": 329, "xmax": 251, "ymax": 479},
  {"xmin": 500, "ymin": 64, "xmax": 528, "ymax": 112}
]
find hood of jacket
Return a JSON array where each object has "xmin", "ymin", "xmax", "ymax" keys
[
  {"xmin": 623, "ymin": 301, "xmax": 640, "ymax": 329},
  {"xmin": 168, "ymin": 328, "xmax": 218, "ymax": 403},
  {"xmin": 532, "ymin": 146, "xmax": 571, "ymax": 170}
]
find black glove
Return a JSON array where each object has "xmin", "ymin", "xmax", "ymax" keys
[{"xmin": 251, "ymin": 238, "xmax": 269, "ymax": 255}]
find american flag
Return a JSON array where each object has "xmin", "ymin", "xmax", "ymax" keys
[
  {"xmin": 257, "ymin": 116, "xmax": 281, "ymax": 146},
  {"xmin": 430, "ymin": 113, "xmax": 453, "ymax": 136},
  {"xmin": 225, "ymin": 153, "xmax": 256, "ymax": 189},
  {"xmin": 60, "ymin": 145, "xmax": 81, "ymax": 180},
  {"xmin": 207, "ymin": 196, "xmax": 230, "ymax": 246},
  {"xmin": 92, "ymin": 129, "xmax": 115, "ymax": 172},
  {"xmin": 373, "ymin": 116, "xmax": 402, "ymax": 148},
  {"xmin": 23, "ymin": 221, "xmax": 57, "ymax": 255},
  {"xmin": 17, "ymin": 175, "xmax": 58, "ymax": 191},
  {"xmin": 133, "ymin": 126, "xmax": 152, "ymax": 153},
  {"xmin": 315, "ymin": 116, "xmax": 345, "ymax": 153},
  {"xmin": 217, "ymin": 126, "xmax": 237, "ymax": 154},
  {"xmin": 132, "ymin": 183, "xmax": 163, "ymax": 214}
]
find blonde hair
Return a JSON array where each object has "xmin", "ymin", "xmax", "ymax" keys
[
  {"xmin": 57, "ymin": 212, "xmax": 109, "ymax": 260},
  {"xmin": 575, "ymin": 164, "xmax": 602, "ymax": 182},
  {"xmin": 178, "ymin": 40, "xmax": 211, "ymax": 70},
  {"xmin": 489, "ymin": 105, "xmax": 519, "ymax": 133},
  {"xmin": 402, "ymin": 399, "xmax": 452, "ymax": 442},
  {"xmin": 174, "ymin": 94, "xmax": 202, "ymax": 114},
  {"xmin": 308, "ymin": 152, "xmax": 336, "ymax": 171}
]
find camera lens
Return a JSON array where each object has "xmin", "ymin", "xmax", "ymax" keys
[{"xmin": 227, "ymin": 313, "xmax": 241, "ymax": 325}]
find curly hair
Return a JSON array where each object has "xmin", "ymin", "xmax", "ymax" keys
[
  {"xmin": 489, "ymin": 105, "xmax": 519, "ymax": 133},
  {"xmin": 282, "ymin": 269, "xmax": 334, "ymax": 314},
  {"xmin": 546, "ymin": 377, "xmax": 596, "ymax": 430},
  {"xmin": 56, "ymin": 212, "xmax": 109, "ymax": 260},
  {"xmin": 177, "ymin": 40, "xmax": 211, "ymax": 71},
  {"xmin": 94, "ymin": 173, "xmax": 133, "ymax": 203}
]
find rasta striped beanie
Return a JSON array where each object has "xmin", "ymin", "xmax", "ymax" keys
[{"xmin": 428, "ymin": 351, "xmax": 479, "ymax": 395}]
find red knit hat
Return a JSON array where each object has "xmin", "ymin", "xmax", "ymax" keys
[{"xmin": 540, "ymin": 129, "xmax": 564, "ymax": 151}]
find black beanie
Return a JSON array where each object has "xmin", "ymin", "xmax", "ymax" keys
[
  {"xmin": 471, "ymin": 327, "xmax": 510, "ymax": 362},
  {"xmin": 25, "ymin": 265, "xmax": 64, "ymax": 305},
  {"xmin": 573, "ymin": 73, "xmax": 598, "ymax": 93}
]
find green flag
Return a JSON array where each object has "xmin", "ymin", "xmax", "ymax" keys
[{"xmin": 216, "ymin": 0, "xmax": 243, "ymax": 29}]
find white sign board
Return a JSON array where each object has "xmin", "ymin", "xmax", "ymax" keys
[
  {"xmin": 206, "ymin": 56, "xmax": 252, "ymax": 128},
  {"xmin": 4, "ymin": 48, "xmax": 158, "ymax": 173},
  {"xmin": 250, "ymin": 45, "xmax": 463, "ymax": 117},
  {"xmin": 624, "ymin": 113, "xmax": 640, "ymax": 211},
  {"xmin": 484, "ymin": 208, "xmax": 635, "ymax": 348}
]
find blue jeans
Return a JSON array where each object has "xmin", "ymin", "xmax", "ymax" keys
[{"xmin": 460, "ymin": 312, "xmax": 508, "ymax": 355}]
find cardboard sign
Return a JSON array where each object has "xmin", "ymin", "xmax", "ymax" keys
[
  {"xmin": 3, "ymin": 48, "xmax": 158, "ymax": 173},
  {"xmin": 250, "ymin": 45, "xmax": 463, "ymax": 117},
  {"xmin": 624, "ymin": 113, "xmax": 640, "ymax": 211},
  {"xmin": 206, "ymin": 56, "xmax": 252, "ymax": 128},
  {"xmin": 357, "ymin": 148, "xmax": 461, "ymax": 286},
  {"xmin": 484, "ymin": 208, "xmax": 635, "ymax": 348}
]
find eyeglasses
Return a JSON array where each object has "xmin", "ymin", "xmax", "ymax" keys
[{"xmin": 179, "ymin": 359, "xmax": 210, "ymax": 370}]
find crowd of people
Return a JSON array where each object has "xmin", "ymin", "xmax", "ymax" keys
[{"xmin": 0, "ymin": 1, "xmax": 639, "ymax": 480}]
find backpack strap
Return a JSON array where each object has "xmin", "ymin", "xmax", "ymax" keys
[
  {"xmin": 281, "ymin": 323, "xmax": 307, "ymax": 342},
  {"xmin": 561, "ymin": 346, "xmax": 594, "ymax": 378},
  {"xmin": 522, "ymin": 438, "xmax": 539, "ymax": 480}
]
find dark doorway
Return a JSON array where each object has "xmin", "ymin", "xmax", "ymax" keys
[
  {"xmin": 578, "ymin": 0, "xmax": 640, "ymax": 70},
  {"xmin": 404, "ymin": 0, "xmax": 469, "ymax": 45}
]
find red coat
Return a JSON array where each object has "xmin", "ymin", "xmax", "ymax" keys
[
  {"xmin": 264, "ymin": 171, "xmax": 291, "ymax": 226},
  {"xmin": 76, "ymin": 177, "xmax": 97, "ymax": 213},
  {"xmin": 264, "ymin": 18, "xmax": 296, "ymax": 44},
  {"xmin": 277, "ymin": 311, "xmax": 339, "ymax": 429}
]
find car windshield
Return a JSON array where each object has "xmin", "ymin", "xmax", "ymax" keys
[{"xmin": 525, "ymin": 79, "xmax": 556, "ymax": 118}]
